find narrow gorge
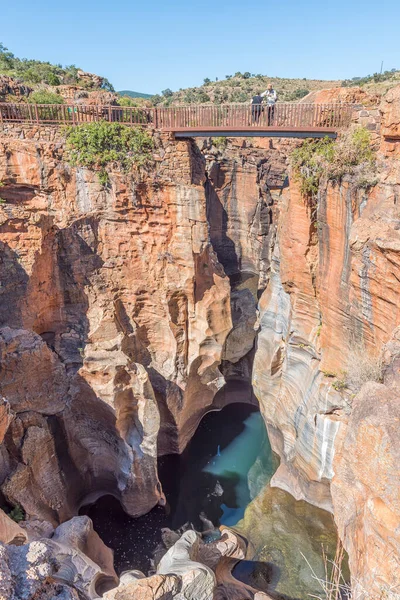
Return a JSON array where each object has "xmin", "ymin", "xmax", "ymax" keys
[{"xmin": 0, "ymin": 85, "xmax": 399, "ymax": 600}]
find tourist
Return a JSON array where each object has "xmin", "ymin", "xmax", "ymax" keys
[
  {"xmin": 261, "ymin": 83, "xmax": 278, "ymax": 125},
  {"xmin": 251, "ymin": 91, "xmax": 263, "ymax": 124}
]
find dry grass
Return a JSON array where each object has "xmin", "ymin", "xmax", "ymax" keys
[
  {"xmin": 302, "ymin": 540, "xmax": 351, "ymax": 600},
  {"xmin": 344, "ymin": 344, "xmax": 383, "ymax": 393},
  {"xmin": 302, "ymin": 540, "xmax": 400, "ymax": 600}
]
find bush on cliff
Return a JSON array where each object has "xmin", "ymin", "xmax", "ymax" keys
[
  {"xmin": 290, "ymin": 126, "xmax": 377, "ymax": 196},
  {"xmin": 27, "ymin": 90, "xmax": 64, "ymax": 104},
  {"xmin": 8, "ymin": 504, "xmax": 25, "ymax": 523},
  {"xmin": 64, "ymin": 121, "xmax": 154, "ymax": 185},
  {"xmin": 345, "ymin": 344, "xmax": 383, "ymax": 393}
]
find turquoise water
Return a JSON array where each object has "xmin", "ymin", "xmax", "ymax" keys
[
  {"xmin": 204, "ymin": 411, "xmax": 276, "ymax": 526},
  {"xmin": 83, "ymin": 402, "xmax": 343, "ymax": 599}
]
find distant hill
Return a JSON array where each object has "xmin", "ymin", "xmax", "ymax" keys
[{"xmin": 118, "ymin": 90, "xmax": 152, "ymax": 99}]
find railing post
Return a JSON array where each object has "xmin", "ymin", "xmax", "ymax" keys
[
  {"xmin": 154, "ymin": 107, "xmax": 158, "ymax": 129},
  {"xmin": 108, "ymin": 105, "xmax": 112, "ymax": 123},
  {"xmin": 34, "ymin": 104, "xmax": 39, "ymax": 125}
]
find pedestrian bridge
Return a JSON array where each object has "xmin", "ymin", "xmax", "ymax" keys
[{"xmin": 0, "ymin": 102, "xmax": 353, "ymax": 138}]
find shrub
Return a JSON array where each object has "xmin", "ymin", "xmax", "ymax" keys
[
  {"xmin": 64, "ymin": 121, "xmax": 154, "ymax": 185},
  {"xmin": 8, "ymin": 504, "xmax": 25, "ymax": 523},
  {"xmin": 203, "ymin": 78, "xmax": 211, "ymax": 84},
  {"xmin": 290, "ymin": 126, "xmax": 377, "ymax": 197},
  {"xmin": 285, "ymin": 88, "xmax": 309, "ymax": 101},
  {"xmin": 27, "ymin": 90, "xmax": 64, "ymax": 104},
  {"xmin": 212, "ymin": 136, "xmax": 228, "ymax": 149},
  {"xmin": 342, "ymin": 69, "xmax": 398, "ymax": 87},
  {"xmin": 290, "ymin": 136, "xmax": 335, "ymax": 196},
  {"xmin": 118, "ymin": 95, "xmax": 139, "ymax": 107},
  {"xmin": 344, "ymin": 344, "xmax": 382, "ymax": 392}
]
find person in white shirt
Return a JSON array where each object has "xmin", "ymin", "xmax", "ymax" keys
[{"xmin": 261, "ymin": 83, "xmax": 277, "ymax": 125}]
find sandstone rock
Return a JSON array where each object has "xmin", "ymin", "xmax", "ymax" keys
[
  {"xmin": 0, "ymin": 516, "xmax": 117, "ymax": 599},
  {"xmin": 103, "ymin": 574, "xmax": 180, "ymax": 600},
  {"xmin": 0, "ymin": 508, "xmax": 27, "ymax": 545},
  {"xmin": 380, "ymin": 84, "xmax": 400, "ymax": 139},
  {"xmin": 1, "ymin": 90, "xmax": 400, "ymax": 596},
  {"xmin": 0, "ymin": 327, "xmax": 68, "ymax": 415},
  {"xmin": 19, "ymin": 518, "xmax": 54, "ymax": 540},
  {"xmin": 0, "ymin": 75, "xmax": 32, "ymax": 101},
  {"xmin": 52, "ymin": 516, "xmax": 118, "ymax": 595},
  {"xmin": 0, "ymin": 398, "xmax": 12, "ymax": 444},
  {"xmin": 0, "ymin": 540, "xmax": 86, "ymax": 600},
  {"xmin": 332, "ymin": 380, "xmax": 400, "ymax": 596},
  {"xmin": 157, "ymin": 530, "xmax": 216, "ymax": 600}
]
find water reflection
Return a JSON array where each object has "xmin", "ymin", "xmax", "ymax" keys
[{"xmin": 234, "ymin": 485, "xmax": 346, "ymax": 599}]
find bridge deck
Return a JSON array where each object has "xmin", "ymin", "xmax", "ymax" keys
[{"xmin": 0, "ymin": 102, "xmax": 353, "ymax": 137}]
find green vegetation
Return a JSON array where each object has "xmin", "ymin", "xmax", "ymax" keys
[
  {"xmin": 0, "ymin": 181, "xmax": 5, "ymax": 204},
  {"xmin": 332, "ymin": 378, "xmax": 347, "ymax": 391},
  {"xmin": 8, "ymin": 504, "xmax": 25, "ymax": 523},
  {"xmin": 285, "ymin": 88, "xmax": 309, "ymax": 101},
  {"xmin": 212, "ymin": 136, "xmax": 228, "ymax": 149},
  {"xmin": 0, "ymin": 42, "xmax": 113, "ymax": 90},
  {"xmin": 290, "ymin": 127, "xmax": 377, "ymax": 196},
  {"xmin": 118, "ymin": 95, "xmax": 145, "ymax": 107},
  {"xmin": 151, "ymin": 73, "xmax": 341, "ymax": 106},
  {"xmin": 27, "ymin": 90, "xmax": 64, "ymax": 104},
  {"xmin": 342, "ymin": 68, "xmax": 398, "ymax": 87},
  {"xmin": 64, "ymin": 122, "xmax": 154, "ymax": 185}
]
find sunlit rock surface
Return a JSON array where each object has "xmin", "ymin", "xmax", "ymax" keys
[
  {"xmin": 1, "ymin": 87, "xmax": 400, "ymax": 596},
  {"xmin": 332, "ymin": 329, "xmax": 400, "ymax": 597}
]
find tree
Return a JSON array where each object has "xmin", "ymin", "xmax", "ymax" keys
[
  {"xmin": 101, "ymin": 77, "xmax": 115, "ymax": 92},
  {"xmin": 203, "ymin": 78, "xmax": 211, "ymax": 84},
  {"xmin": 243, "ymin": 72, "xmax": 251, "ymax": 79},
  {"xmin": 234, "ymin": 71, "xmax": 242, "ymax": 78},
  {"xmin": 225, "ymin": 75, "xmax": 232, "ymax": 79},
  {"xmin": 0, "ymin": 42, "xmax": 15, "ymax": 69},
  {"xmin": 161, "ymin": 88, "xmax": 173, "ymax": 97},
  {"xmin": 151, "ymin": 94, "xmax": 163, "ymax": 105}
]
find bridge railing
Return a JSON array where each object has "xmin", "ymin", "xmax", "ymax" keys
[
  {"xmin": 0, "ymin": 102, "xmax": 353, "ymax": 130},
  {"xmin": 156, "ymin": 103, "xmax": 353, "ymax": 130},
  {"xmin": 0, "ymin": 103, "xmax": 155, "ymax": 125}
]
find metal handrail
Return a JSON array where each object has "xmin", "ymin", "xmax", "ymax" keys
[{"xmin": 0, "ymin": 102, "xmax": 354, "ymax": 130}]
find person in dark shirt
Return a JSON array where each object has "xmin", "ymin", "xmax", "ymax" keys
[{"xmin": 251, "ymin": 92, "xmax": 263, "ymax": 124}]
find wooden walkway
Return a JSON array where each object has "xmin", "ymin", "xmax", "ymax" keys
[{"xmin": 0, "ymin": 102, "xmax": 353, "ymax": 138}]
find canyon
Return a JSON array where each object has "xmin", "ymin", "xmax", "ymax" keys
[{"xmin": 0, "ymin": 85, "xmax": 399, "ymax": 600}]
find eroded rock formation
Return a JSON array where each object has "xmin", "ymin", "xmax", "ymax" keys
[{"xmin": 0, "ymin": 85, "xmax": 400, "ymax": 597}]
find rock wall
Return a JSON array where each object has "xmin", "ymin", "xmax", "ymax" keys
[
  {"xmin": 1, "ymin": 87, "xmax": 400, "ymax": 594},
  {"xmin": 0, "ymin": 129, "xmax": 236, "ymax": 522}
]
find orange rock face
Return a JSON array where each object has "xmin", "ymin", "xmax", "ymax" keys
[
  {"xmin": 0, "ymin": 129, "xmax": 236, "ymax": 523},
  {"xmin": 332, "ymin": 332, "xmax": 400, "ymax": 595},
  {"xmin": 1, "ymin": 87, "xmax": 400, "ymax": 595},
  {"xmin": 380, "ymin": 85, "xmax": 400, "ymax": 139}
]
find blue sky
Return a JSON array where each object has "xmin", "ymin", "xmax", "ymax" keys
[{"xmin": 4, "ymin": 0, "xmax": 400, "ymax": 94}]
